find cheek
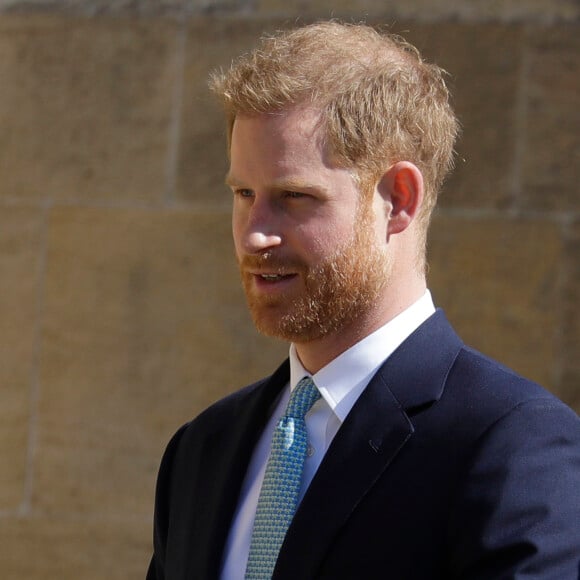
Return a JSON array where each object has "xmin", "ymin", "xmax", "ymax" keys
[
  {"xmin": 231, "ymin": 217, "xmax": 244, "ymax": 256},
  {"xmin": 297, "ymin": 224, "xmax": 352, "ymax": 260},
  {"xmin": 290, "ymin": 225, "xmax": 328, "ymax": 257}
]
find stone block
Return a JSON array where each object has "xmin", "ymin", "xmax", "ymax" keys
[
  {"xmin": 35, "ymin": 206, "xmax": 287, "ymax": 515},
  {"xmin": 253, "ymin": 0, "xmax": 368, "ymax": 16},
  {"xmin": 0, "ymin": 514, "xmax": 150, "ymax": 579},
  {"xmin": 0, "ymin": 207, "xmax": 44, "ymax": 510},
  {"xmin": 174, "ymin": 17, "xmax": 293, "ymax": 208},
  {"xmin": 0, "ymin": 0, "xmax": 232, "ymax": 14},
  {"xmin": 0, "ymin": 15, "xmax": 179, "ymax": 204},
  {"xmin": 521, "ymin": 25, "xmax": 580, "ymax": 213},
  {"xmin": 428, "ymin": 214, "xmax": 563, "ymax": 391},
  {"xmin": 253, "ymin": 0, "xmax": 580, "ymax": 22},
  {"xmin": 496, "ymin": 0, "xmax": 580, "ymax": 22},
  {"xmin": 397, "ymin": 22, "xmax": 522, "ymax": 210}
]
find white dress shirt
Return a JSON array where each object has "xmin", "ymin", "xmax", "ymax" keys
[{"xmin": 220, "ymin": 291, "xmax": 436, "ymax": 579}]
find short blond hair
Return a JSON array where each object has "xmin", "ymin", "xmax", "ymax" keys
[{"xmin": 210, "ymin": 21, "xmax": 459, "ymax": 242}]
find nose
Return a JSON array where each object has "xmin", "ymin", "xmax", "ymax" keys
[
  {"xmin": 244, "ymin": 231, "xmax": 283, "ymax": 254},
  {"xmin": 235, "ymin": 198, "xmax": 283, "ymax": 255}
]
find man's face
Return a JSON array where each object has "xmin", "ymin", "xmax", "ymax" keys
[{"xmin": 228, "ymin": 107, "xmax": 391, "ymax": 344}]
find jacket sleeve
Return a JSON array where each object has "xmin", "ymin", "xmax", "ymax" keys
[
  {"xmin": 146, "ymin": 423, "xmax": 190, "ymax": 580},
  {"xmin": 448, "ymin": 398, "xmax": 580, "ymax": 579}
]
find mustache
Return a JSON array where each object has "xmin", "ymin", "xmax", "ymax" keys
[{"xmin": 240, "ymin": 253, "xmax": 305, "ymax": 272}]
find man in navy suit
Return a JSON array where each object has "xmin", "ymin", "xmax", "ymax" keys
[{"xmin": 147, "ymin": 21, "xmax": 580, "ymax": 579}]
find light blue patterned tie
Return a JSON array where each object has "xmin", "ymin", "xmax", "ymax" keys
[{"xmin": 245, "ymin": 376, "xmax": 321, "ymax": 579}]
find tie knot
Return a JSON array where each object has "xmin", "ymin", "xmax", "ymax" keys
[{"xmin": 285, "ymin": 376, "xmax": 320, "ymax": 419}]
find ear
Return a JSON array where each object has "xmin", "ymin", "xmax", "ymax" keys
[{"xmin": 377, "ymin": 161, "xmax": 424, "ymax": 236}]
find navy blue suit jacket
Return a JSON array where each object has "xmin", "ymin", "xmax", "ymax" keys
[{"xmin": 148, "ymin": 311, "xmax": 580, "ymax": 579}]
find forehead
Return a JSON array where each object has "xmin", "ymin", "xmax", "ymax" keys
[
  {"xmin": 229, "ymin": 106, "xmax": 343, "ymax": 180},
  {"xmin": 234, "ymin": 106, "xmax": 324, "ymax": 147}
]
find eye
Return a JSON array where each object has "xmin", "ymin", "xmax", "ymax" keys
[
  {"xmin": 284, "ymin": 190, "xmax": 307, "ymax": 199},
  {"xmin": 234, "ymin": 188, "xmax": 254, "ymax": 198}
]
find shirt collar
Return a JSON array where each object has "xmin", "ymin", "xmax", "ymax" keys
[{"xmin": 289, "ymin": 290, "xmax": 436, "ymax": 422}]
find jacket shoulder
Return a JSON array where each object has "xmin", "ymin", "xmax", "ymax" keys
[{"xmin": 449, "ymin": 344, "xmax": 569, "ymax": 415}]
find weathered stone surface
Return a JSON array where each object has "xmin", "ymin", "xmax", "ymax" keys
[
  {"xmin": 34, "ymin": 206, "xmax": 287, "ymax": 515},
  {"xmin": 174, "ymin": 17, "xmax": 292, "ymax": 207},
  {"xmin": 253, "ymin": 0, "xmax": 367, "ymax": 16},
  {"xmin": 0, "ymin": 514, "xmax": 150, "ymax": 579},
  {"xmin": 428, "ymin": 214, "xmax": 563, "ymax": 392},
  {"xmin": 253, "ymin": 0, "xmax": 580, "ymax": 21},
  {"xmin": 0, "ymin": 0, "xmax": 236, "ymax": 14},
  {"xmin": 0, "ymin": 207, "xmax": 44, "ymax": 510},
  {"xmin": 396, "ymin": 22, "xmax": 523, "ymax": 210},
  {"xmin": 0, "ymin": 15, "xmax": 178, "ymax": 204},
  {"xmin": 2, "ymin": 0, "xmax": 579, "ymax": 20},
  {"xmin": 521, "ymin": 25, "xmax": 580, "ymax": 213}
]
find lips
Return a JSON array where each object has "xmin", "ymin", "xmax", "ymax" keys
[
  {"xmin": 247, "ymin": 271, "xmax": 299, "ymax": 292},
  {"xmin": 240, "ymin": 256, "xmax": 303, "ymax": 293},
  {"xmin": 258, "ymin": 273, "xmax": 293, "ymax": 281},
  {"xmin": 253, "ymin": 272, "xmax": 297, "ymax": 284}
]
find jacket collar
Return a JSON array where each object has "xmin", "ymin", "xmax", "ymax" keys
[{"xmin": 380, "ymin": 309, "xmax": 463, "ymax": 412}]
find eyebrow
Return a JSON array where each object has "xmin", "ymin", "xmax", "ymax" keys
[
  {"xmin": 224, "ymin": 173, "xmax": 242, "ymax": 187},
  {"xmin": 225, "ymin": 174, "xmax": 329, "ymax": 195}
]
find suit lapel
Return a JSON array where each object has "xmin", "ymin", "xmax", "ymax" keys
[{"xmin": 273, "ymin": 310, "xmax": 463, "ymax": 579}]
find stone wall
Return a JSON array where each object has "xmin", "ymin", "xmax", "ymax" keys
[{"xmin": 0, "ymin": 1, "xmax": 578, "ymax": 578}]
